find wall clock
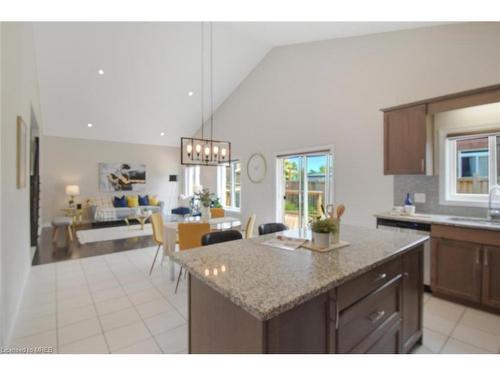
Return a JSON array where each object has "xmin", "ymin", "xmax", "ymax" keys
[{"xmin": 247, "ymin": 153, "xmax": 267, "ymax": 183}]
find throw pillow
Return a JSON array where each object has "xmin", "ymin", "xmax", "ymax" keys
[
  {"xmin": 149, "ymin": 196, "xmax": 159, "ymax": 206},
  {"xmin": 127, "ymin": 195, "xmax": 139, "ymax": 208},
  {"xmin": 138, "ymin": 195, "xmax": 149, "ymax": 206},
  {"xmin": 113, "ymin": 196, "xmax": 127, "ymax": 208}
]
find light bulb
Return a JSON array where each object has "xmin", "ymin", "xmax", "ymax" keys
[
  {"xmin": 221, "ymin": 148, "xmax": 227, "ymax": 158},
  {"xmin": 213, "ymin": 145, "xmax": 219, "ymax": 155},
  {"xmin": 213, "ymin": 268, "xmax": 218, "ymax": 276},
  {"xmin": 204, "ymin": 269, "xmax": 209, "ymax": 276},
  {"xmin": 204, "ymin": 146, "xmax": 210, "ymax": 156},
  {"xmin": 221, "ymin": 265, "xmax": 226, "ymax": 272},
  {"xmin": 186, "ymin": 144, "xmax": 193, "ymax": 154},
  {"xmin": 195, "ymin": 144, "xmax": 201, "ymax": 154}
]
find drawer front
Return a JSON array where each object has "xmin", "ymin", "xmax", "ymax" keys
[
  {"xmin": 365, "ymin": 318, "xmax": 402, "ymax": 354},
  {"xmin": 337, "ymin": 258, "xmax": 402, "ymax": 311},
  {"xmin": 337, "ymin": 275, "xmax": 402, "ymax": 354}
]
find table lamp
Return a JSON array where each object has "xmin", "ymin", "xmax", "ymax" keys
[{"xmin": 65, "ymin": 185, "xmax": 80, "ymax": 208}]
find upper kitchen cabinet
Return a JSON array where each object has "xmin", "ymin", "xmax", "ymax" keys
[
  {"xmin": 382, "ymin": 84, "xmax": 500, "ymax": 176},
  {"xmin": 383, "ymin": 105, "xmax": 428, "ymax": 175}
]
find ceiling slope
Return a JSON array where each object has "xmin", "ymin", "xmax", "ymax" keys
[{"xmin": 33, "ymin": 22, "xmax": 446, "ymax": 146}]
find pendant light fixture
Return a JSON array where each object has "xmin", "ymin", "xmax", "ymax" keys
[{"xmin": 181, "ymin": 22, "xmax": 231, "ymax": 166}]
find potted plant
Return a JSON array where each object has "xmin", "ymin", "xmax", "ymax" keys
[
  {"xmin": 195, "ymin": 188, "xmax": 215, "ymax": 221},
  {"xmin": 311, "ymin": 218, "xmax": 337, "ymax": 248}
]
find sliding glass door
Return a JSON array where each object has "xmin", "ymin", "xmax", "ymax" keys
[{"xmin": 278, "ymin": 151, "xmax": 333, "ymax": 229}]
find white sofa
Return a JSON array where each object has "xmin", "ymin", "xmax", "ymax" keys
[{"xmin": 88, "ymin": 195, "xmax": 164, "ymax": 223}]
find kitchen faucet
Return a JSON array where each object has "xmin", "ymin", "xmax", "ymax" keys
[{"xmin": 488, "ymin": 185, "xmax": 500, "ymax": 221}]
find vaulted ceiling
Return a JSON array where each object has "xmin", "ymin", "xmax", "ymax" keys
[{"xmin": 33, "ymin": 22, "xmax": 446, "ymax": 146}]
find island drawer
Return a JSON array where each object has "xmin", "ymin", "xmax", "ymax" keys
[
  {"xmin": 335, "ymin": 257, "xmax": 402, "ymax": 311},
  {"xmin": 336, "ymin": 275, "xmax": 402, "ymax": 354},
  {"xmin": 363, "ymin": 318, "xmax": 402, "ymax": 354}
]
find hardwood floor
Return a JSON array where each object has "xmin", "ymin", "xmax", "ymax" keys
[{"xmin": 33, "ymin": 223, "xmax": 156, "ymax": 265}]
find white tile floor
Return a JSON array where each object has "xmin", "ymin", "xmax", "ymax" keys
[
  {"xmin": 7, "ymin": 246, "xmax": 500, "ymax": 354},
  {"xmin": 9, "ymin": 246, "xmax": 188, "ymax": 354},
  {"xmin": 413, "ymin": 292, "xmax": 500, "ymax": 354}
]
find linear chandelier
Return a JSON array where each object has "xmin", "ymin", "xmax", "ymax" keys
[{"xmin": 181, "ymin": 22, "xmax": 231, "ymax": 166}]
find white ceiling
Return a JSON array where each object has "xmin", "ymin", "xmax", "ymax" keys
[{"xmin": 33, "ymin": 22, "xmax": 446, "ymax": 146}]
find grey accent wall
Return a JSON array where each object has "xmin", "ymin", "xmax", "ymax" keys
[{"xmin": 394, "ymin": 175, "xmax": 487, "ymax": 217}]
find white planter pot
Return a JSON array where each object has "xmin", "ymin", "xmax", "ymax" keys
[
  {"xmin": 201, "ymin": 206, "xmax": 211, "ymax": 222},
  {"xmin": 312, "ymin": 232, "xmax": 331, "ymax": 248}
]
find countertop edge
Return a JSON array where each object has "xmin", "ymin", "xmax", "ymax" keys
[
  {"xmin": 375, "ymin": 212, "xmax": 500, "ymax": 231},
  {"xmin": 173, "ymin": 236, "xmax": 429, "ymax": 321}
]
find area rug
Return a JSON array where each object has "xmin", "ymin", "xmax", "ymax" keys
[{"xmin": 76, "ymin": 224, "xmax": 153, "ymax": 244}]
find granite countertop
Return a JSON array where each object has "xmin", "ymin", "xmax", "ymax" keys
[
  {"xmin": 172, "ymin": 225, "xmax": 428, "ymax": 321},
  {"xmin": 375, "ymin": 211, "xmax": 500, "ymax": 231}
]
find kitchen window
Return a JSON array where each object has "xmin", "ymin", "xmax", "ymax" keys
[
  {"xmin": 184, "ymin": 165, "xmax": 200, "ymax": 197},
  {"xmin": 444, "ymin": 132, "xmax": 499, "ymax": 205},
  {"xmin": 217, "ymin": 160, "xmax": 241, "ymax": 211}
]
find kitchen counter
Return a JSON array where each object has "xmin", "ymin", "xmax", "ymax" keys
[
  {"xmin": 375, "ymin": 211, "xmax": 500, "ymax": 231},
  {"xmin": 172, "ymin": 224, "xmax": 428, "ymax": 321}
]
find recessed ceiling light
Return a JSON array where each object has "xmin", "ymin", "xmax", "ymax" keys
[
  {"xmin": 98, "ymin": 69, "xmax": 104, "ymax": 75},
  {"xmin": 87, "ymin": 123, "xmax": 93, "ymax": 128},
  {"xmin": 160, "ymin": 132, "xmax": 165, "ymax": 136},
  {"xmin": 187, "ymin": 91, "xmax": 194, "ymax": 96}
]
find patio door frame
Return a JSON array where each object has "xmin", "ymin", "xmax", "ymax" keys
[{"xmin": 275, "ymin": 145, "xmax": 334, "ymax": 228}]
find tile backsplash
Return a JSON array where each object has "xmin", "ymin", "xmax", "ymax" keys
[{"xmin": 394, "ymin": 175, "xmax": 486, "ymax": 218}]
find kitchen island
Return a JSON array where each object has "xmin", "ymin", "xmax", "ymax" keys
[{"xmin": 172, "ymin": 225, "xmax": 428, "ymax": 354}]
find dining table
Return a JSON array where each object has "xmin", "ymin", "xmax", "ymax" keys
[{"xmin": 162, "ymin": 216, "xmax": 242, "ymax": 280}]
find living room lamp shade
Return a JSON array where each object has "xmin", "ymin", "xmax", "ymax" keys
[{"xmin": 65, "ymin": 185, "xmax": 80, "ymax": 196}]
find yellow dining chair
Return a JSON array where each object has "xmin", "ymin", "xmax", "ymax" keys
[
  {"xmin": 210, "ymin": 208, "xmax": 225, "ymax": 218},
  {"xmin": 176, "ymin": 222, "xmax": 210, "ymax": 293},
  {"xmin": 241, "ymin": 214, "xmax": 256, "ymax": 239},
  {"xmin": 149, "ymin": 212, "xmax": 164, "ymax": 275}
]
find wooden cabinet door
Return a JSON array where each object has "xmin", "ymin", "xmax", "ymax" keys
[
  {"xmin": 384, "ymin": 104, "xmax": 427, "ymax": 175},
  {"xmin": 482, "ymin": 246, "xmax": 500, "ymax": 309},
  {"xmin": 431, "ymin": 238, "xmax": 482, "ymax": 303},
  {"xmin": 401, "ymin": 246, "xmax": 423, "ymax": 353}
]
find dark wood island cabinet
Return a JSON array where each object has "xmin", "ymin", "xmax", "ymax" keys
[{"xmin": 174, "ymin": 226, "xmax": 427, "ymax": 354}]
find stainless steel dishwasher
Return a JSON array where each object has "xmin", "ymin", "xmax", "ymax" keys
[{"xmin": 376, "ymin": 218, "xmax": 431, "ymax": 289}]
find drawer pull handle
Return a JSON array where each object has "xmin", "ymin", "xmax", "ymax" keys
[
  {"xmin": 374, "ymin": 273, "xmax": 387, "ymax": 283},
  {"xmin": 368, "ymin": 310, "xmax": 386, "ymax": 324}
]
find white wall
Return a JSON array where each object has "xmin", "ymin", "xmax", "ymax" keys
[
  {"xmin": 1, "ymin": 22, "xmax": 43, "ymax": 345},
  {"xmin": 41, "ymin": 136, "xmax": 181, "ymax": 225},
  {"xmin": 199, "ymin": 23, "xmax": 500, "ymax": 229}
]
